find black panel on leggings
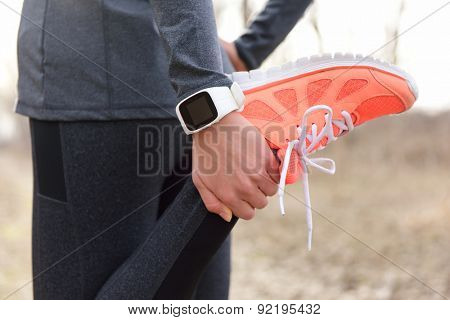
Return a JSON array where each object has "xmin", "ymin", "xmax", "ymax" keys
[
  {"xmin": 154, "ymin": 215, "xmax": 238, "ymax": 299},
  {"xmin": 31, "ymin": 120, "xmax": 67, "ymax": 202}
]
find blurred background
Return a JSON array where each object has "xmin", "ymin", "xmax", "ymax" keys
[{"xmin": 0, "ymin": 0, "xmax": 449, "ymax": 299}]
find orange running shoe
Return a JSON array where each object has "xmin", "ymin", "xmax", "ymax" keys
[{"xmin": 230, "ymin": 53, "xmax": 418, "ymax": 249}]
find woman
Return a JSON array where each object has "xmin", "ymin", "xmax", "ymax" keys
[{"xmin": 17, "ymin": 0, "xmax": 311, "ymax": 299}]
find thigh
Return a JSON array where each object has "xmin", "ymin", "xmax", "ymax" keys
[{"xmin": 30, "ymin": 118, "xmax": 177, "ymax": 299}]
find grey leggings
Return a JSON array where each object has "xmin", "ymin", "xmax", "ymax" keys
[{"xmin": 30, "ymin": 118, "xmax": 237, "ymax": 299}]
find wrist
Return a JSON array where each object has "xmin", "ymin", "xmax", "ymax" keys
[
  {"xmin": 221, "ymin": 39, "xmax": 248, "ymax": 72},
  {"xmin": 176, "ymin": 83, "xmax": 245, "ymax": 135},
  {"xmin": 233, "ymin": 39, "xmax": 258, "ymax": 70},
  {"xmin": 228, "ymin": 42, "xmax": 248, "ymax": 72}
]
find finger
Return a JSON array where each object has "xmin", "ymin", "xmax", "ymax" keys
[
  {"xmin": 192, "ymin": 174, "xmax": 233, "ymax": 222},
  {"xmin": 235, "ymin": 179, "xmax": 268, "ymax": 210},
  {"xmin": 256, "ymin": 171, "xmax": 278, "ymax": 197},
  {"xmin": 245, "ymin": 187, "xmax": 268, "ymax": 209},
  {"xmin": 227, "ymin": 199, "xmax": 255, "ymax": 220}
]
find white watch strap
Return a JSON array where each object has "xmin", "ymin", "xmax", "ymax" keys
[
  {"xmin": 208, "ymin": 83, "xmax": 244, "ymax": 119},
  {"xmin": 231, "ymin": 82, "xmax": 246, "ymax": 111},
  {"xmin": 176, "ymin": 82, "xmax": 245, "ymax": 135}
]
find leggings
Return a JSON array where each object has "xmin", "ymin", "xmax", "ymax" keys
[{"xmin": 29, "ymin": 118, "xmax": 238, "ymax": 299}]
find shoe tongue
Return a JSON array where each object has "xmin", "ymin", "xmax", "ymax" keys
[
  {"xmin": 303, "ymin": 124, "xmax": 330, "ymax": 151},
  {"xmin": 306, "ymin": 112, "xmax": 357, "ymax": 147}
]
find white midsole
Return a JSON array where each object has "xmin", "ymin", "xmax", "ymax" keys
[{"xmin": 228, "ymin": 53, "xmax": 419, "ymax": 99}]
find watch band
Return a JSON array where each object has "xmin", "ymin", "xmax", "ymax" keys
[
  {"xmin": 208, "ymin": 82, "xmax": 245, "ymax": 118},
  {"xmin": 176, "ymin": 82, "xmax": 245, "ymax": 135}
]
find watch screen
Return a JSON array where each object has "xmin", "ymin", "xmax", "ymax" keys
[{"xmin": 179, "ymin": 92, "xmax": 218, "ymax": 131}]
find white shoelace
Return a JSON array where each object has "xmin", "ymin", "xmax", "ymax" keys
[{"xmin": 278, "ymin": 105, "xmax": 354, "ymax": 250}]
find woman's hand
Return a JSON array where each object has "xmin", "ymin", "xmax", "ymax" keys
[
  {"xmin": 192, "ymin": 112, "xmax": 279, "ymax": 222},
  {"xmin": 220, "ymin": 39, "xmax": 248, "ymax": 72}
]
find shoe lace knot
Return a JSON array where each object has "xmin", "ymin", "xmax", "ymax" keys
[{"xmin": 278, "ymin": 105, "xmax": 355, "ymax": 250}]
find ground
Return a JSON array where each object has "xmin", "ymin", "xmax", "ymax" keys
[{"xmin": 1, "ymin": 111, "xmax": 449, "ymax": 299}]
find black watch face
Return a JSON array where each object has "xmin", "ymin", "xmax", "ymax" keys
[{"xmin": 179, "ymin": 92, "xmax": 218, "ymax": 131}]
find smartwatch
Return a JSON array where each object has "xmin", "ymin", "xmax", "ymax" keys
[{"xmin": 176, "ymin": 82, "xmax": 245, "ymax": 135}]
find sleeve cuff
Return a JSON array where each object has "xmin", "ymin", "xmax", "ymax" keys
[{"xmin": 177, "ymin": 77, "xmax": 234, "ymax": 102}]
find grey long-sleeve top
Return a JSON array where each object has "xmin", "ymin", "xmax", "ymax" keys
[
  {"xmin": 235, "ymin": 0, "xmax": 312, "ymax": 69},
  {"xmin": 16, "ymin": 0, "xmax": 311, "ymax": 121}
]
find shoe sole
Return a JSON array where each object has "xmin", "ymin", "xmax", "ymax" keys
[{"xmin": 229, "ymin": 53, "xmax": 419, "ymax": 99}]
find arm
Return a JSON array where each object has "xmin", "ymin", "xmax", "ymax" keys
[
  {"xmin": 150, "ymin": 0, "xmax": 232, "ymax": 99},
  {"xmin": 150, "ymin": 0, "xmax": 279, "ymax": 221},
  {"xmin": 234, "ymin": 0, "xmax": 313, "ymax": 70}
]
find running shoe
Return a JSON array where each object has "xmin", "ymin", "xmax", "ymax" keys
[{"xmin": 230, "ymin": 53, "xmax": 418, "ymax": 249}]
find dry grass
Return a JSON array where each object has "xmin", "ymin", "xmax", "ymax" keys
[
  {"xmin": 230, "ymin": 111, "xmax": 450, "ymax": 299},
  {"xmin": 0, "ymin": 140, "xmax": 33, "ymax": 300},
  {"xmin": 0, "ymin": 112, "xmax": 449, "ymax": 299}
]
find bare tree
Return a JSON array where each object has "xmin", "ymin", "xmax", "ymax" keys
[
  {"xmin": 309, "ymin": 4, "xmax": 323, "ymax": 54},
  {"xmin": 387, "ymin": 0, "xmax": 405, "ymax": 64},
  {"xmin": 242, "ymin": 0, "xmax": 252, "ymax": 25}
]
